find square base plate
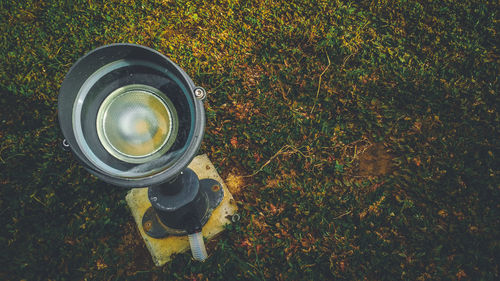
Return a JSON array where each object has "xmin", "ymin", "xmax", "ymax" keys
[{"xmin": 125, "ymin": 154, "xmax": 238, "ymax": 266}]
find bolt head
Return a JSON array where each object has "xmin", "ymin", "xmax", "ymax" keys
[{"xmin": 194, "ymin": 88, "xmax": 206, "ymax": 100}]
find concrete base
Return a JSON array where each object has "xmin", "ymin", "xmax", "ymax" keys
[{"xmin": 125, "ymin": 154, "xmax": 238, "ymax": 266}]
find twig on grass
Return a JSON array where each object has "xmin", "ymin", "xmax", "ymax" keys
[
  {"xmin": 243, "ymin": 145, "xmax": 292, "ymax": 178},
  {"xmin": 310, "ymin": 51, "xmax": 331, "ymax": 114},
  {"xmin": 333, "ymin": 209, "xmax": 352, "ymax": 220},
  {"xmin": 243, "ymin": 144, "xmax": 312, "ymax": 178}
]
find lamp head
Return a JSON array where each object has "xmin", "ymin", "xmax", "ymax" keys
[{"xmin": 58, "ymin": 44, "xmax": 205, "ymax": 188}]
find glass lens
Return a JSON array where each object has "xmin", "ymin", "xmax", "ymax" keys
[{"xmin": 97, "ymin": 84, "xmax": 178, "ymax": 163}]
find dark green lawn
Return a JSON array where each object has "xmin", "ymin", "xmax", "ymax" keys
[{"xmin": 1, "ymin": 0, "xmax": 498, "ymax": 280}]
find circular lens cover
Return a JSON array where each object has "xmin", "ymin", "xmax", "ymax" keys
[{"xmin": 96, "ymin": 84, "xmax": 178, "ymax": 164}]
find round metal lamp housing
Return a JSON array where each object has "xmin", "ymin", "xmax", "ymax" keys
[{"xmin": 58, "ymin": 43, "xmax": 205, "ymax": 188}]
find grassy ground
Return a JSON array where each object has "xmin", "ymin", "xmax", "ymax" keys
[{"xmin": 1, "ymin": 0, "xmax": 499, "ymax": 280}]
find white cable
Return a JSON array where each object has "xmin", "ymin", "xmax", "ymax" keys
[{"xmin": 188, "ymin": 232, "xmax": 208, "ymax": 262}]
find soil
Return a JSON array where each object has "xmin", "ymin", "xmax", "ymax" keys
[{"xmin": 357, "ymin": 143, "xmax": 393, "ymax": 177}]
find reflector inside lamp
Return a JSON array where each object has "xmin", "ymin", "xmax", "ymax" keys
[{"xmin": 96, "ymin": 84, "xmax": 178, "ymax": 163}]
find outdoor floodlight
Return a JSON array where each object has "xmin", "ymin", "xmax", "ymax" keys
[{"xmin": 58, "ymin": 43, "xmax": 223, "ymax": 261}]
